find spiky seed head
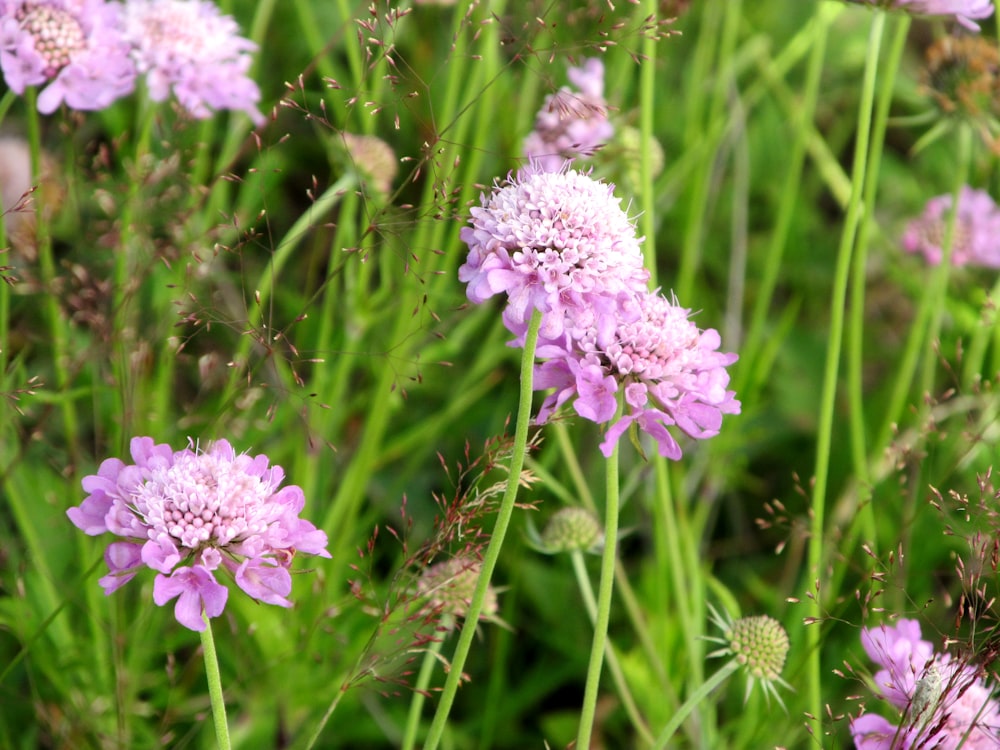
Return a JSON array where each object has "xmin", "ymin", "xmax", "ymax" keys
[{"xmin": 541, "ymin": 507, "xmax": 604, "ymax": 553}]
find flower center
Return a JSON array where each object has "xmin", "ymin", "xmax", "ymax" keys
[
  {"xmin": 133, "ymin": 453, "xmax": 276, "ymax": 550},
  {"xmin": 17, "ymin": 3, "xmax": 86, "ymax": 79}
]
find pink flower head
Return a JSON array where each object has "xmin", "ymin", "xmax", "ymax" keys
[
  {"xmin": 851, "ymin": 619, "xmax": 1000, "ymax": 749},
  {"xmin": 0, "ymin": 0, "xmax": 136, "ymax": 113},
  {"xmin": 67, "ymin": 437, "xmax": 330, "ymax": 631},
  {"xmin": 534, "ymin": 289, "xmax": 740, "ymax": 459},
  {"xmin": 848, "ymin": 0, "xmax": 995, "ymax": 30},
  {"xmin": 122, "ymin": 0, "xmax": 264, "ymax": 125},
  {"xmin": 897, "ymin": 0, "xmax": 995, "ymax": 28},
  {"xmin": 902, "ymin": 186, "xmax": 1000, "ymax": 269},
  {"xmin": 458, "ymin": 163, "xmax": 649, "ymax": 340},
  {"xmin": 524, "ymin": 57, "xmax": 614, "ymax": 172}
]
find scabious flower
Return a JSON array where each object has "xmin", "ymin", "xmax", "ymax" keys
[
  {"xmin": 845, "ymin": 0, "xmax": 995, "ymax": 29},
  {"xmin": 121, "ymin": 0, "xmax": 264, "ymax": 124},
  {"xmin": 416, "ymin": 557, "xmax": 501, "ymax": 626},
  {"xmin": 0, "ymin": 0, "xmax": 135, "ymax": 112},
  {"xmin": 851, "ymin": 619, "xmax": 1000, "ymax": 749},
  {"xmin": 902, "ymin": 186, "xmax": 1000, "ymax": 268},
  {"xmin": 67, "ymin": 437, "xmax": 330, "ymax": 631},
  {"xmin": 534, "ymin": 288, "xmax": 740, "ymax": 459},
  {"xmin": 523, "ymin": 58, "xmax": 614, "ymax": 172},
  {"xmin": 706, "ymin": 604, "xmax": 792, "ymax": 707},
  {"xmin": 538, "ymin": 507, "xmax": 604, "ymax": 554},
  {"xmin": 458, "ymin": 163, "xmax": 649, "ymax": 340}
]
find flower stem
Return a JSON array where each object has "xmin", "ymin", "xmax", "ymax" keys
[
  {"xmin": 199, "ymin": 613, "xmax": 231, "ymax": 750},
  {"xmin": 24, "ymin": 86, "xmax": 79, "ymax": 468},
  {"xmin": 652, "ymin": 661, "xmax": 740, "ymax": 750},
  {"xmin": 575, "ymin": 411, "xmax": 622, "ymax": 750},
  {"xmin": 401, "ymin": 616, "xmax": 453, "ymax": 750},
  {"xmin": 806, "ymin": 9, "xmax": 885, "ymax": 742},
  {"xmin": 570, "ymin": 550, "xmax": 653, "ymax": 746},
  {"xmin": 422, "ymin": 309, "xmax": 541, "ymax": 750}
]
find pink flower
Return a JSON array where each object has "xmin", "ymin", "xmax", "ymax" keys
[
  {"xmin": 902, "ymin": 186, "xmax": 1000, "ymax": 269},
  {"xmin": 852, "ymin": 619, "xmax": 1000, "ymax": 749},
  {"xmin": 0, "ymin": 0, "xmax": 136, "ymax": 112},
  {"xmin": 524, "ymin": 57, "xmax": 614, "ymax": 172},
  {"xmin": 67, "ymin": 437, "xmax": 330, "ymax": 631},
  {"xmin": 898, "ymin": 0, "xmax": 995, "ymax": 28},
  {"xmin": 847, "ymin": 0, "xmax": 995, "ymax": 30},
  {"xmin": 122, "ymin": 0, "xmax": 264, "ymax": 124},
  {"xmin": 458, "ymin": 163, "xmax": 649, "ymax": 340},
  {"xmin": 534, "ymin": 289, "xmax": 740, "ymax": 459}
]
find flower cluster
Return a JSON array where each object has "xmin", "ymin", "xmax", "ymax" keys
[
  {"xmin": 845, "ymin": 0, "xmax": 995, "ymax": 29},
  {"xmin": 67, "ymin": 437, "xmax": 330, "ymax": 631},
  {"xmin": 902, "ymin": 186, "xmax": 1000, "ymax": 268},
  {"xmin": 459, "ymin": 162, "xmax": 740, "ymax": 458},
  {"xmin": 0, "ymin": 0, "xmax": 262, "ymax": 120},
  {"xmin": 851, "ymin": 619, "xmax": 1000, "ymax": 749},
  {"xmin": 523, "ymin": 58, "xmax": 613, "ymax": 172}
]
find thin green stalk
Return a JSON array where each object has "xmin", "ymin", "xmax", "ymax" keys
[
  {"xmin": 677, "ymin": 0, "xmax": 742, "ymax": 301},
  {"xmin": 919, "ymin": 125, "xmax": 973, "ymax": 400},
  {"xmin": 548, "ymin": 422, "xmax": 671, "ymax": 694},
  {"xmin": 639, "ymin": 0, "xmax": 657, "ymax": 281},
  {"xmin": 113, "ymin": 95, "xmax": 157, "ymax": 446},
  {"xmin": 575, "ymin": 414, "xmax": 622, "ymax": 750},
  {"xmin": 200, "ymin": 614, "xmax": 231, "ymax": 750},
  {"xmin": 736, "ymin": 4, "xmax": 831, "ymax": 394},
  {"xmin": 654, "ymin": 455, "xmax": 704, "ymax": 744},
  {"xmin": 806, "ymin": 10, "xmax": 886, "ymax": 742},
  {"xmin": 570, "ymin": 550, "xmax": 653, "ymax": 747},
  {"xmin": 845, "ymin": 15, "xmax": 910, "ymax": 553},
  {"xmin": 24, "ymin": 87, "xmax": 79, "ymax": 466},
  {"xmin": 422, "ymin": 310, "xmax": 541, "ymax": 750},
  {"xmin": 652, "ymin": 661, "xmax": 740, "ymax": 750},
  {"xmin": 401, "ymin": 616, "xmax": 453, "ymax": 750},
  {"xmin": 303, "ymin": 676, "xmax": 351, "ymax": 750},
  {"xmin": 962, "ymin": 276, "xmax": 1000, "ymax": 389}
]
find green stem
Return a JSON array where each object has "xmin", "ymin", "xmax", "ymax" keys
[
  {"xmin": 401, "ymin": 616, "xmax": 453, "ymax": 750},
  {"xmin": 199, "ymin": 614, "xmax": 231, "ymax": 750},
  {"xmin": 736, "ymin": 4, "xmax": 830, "ymax": 395},
  {"xmin": 422, "ymin": 310, "xmax": 541, "ymax": 750},
  {"xmin": 639, "ymin": 0, "xmax": 657, "ymax": 283},
  {"xmin": 652, "ymin": 661, "xmax": 740, "ymax": 750},
  {"xmin": 570, "ymin": 550, "xmax": 653, "ymax": 747},
  {"xmin": 919, "ymin": 125, "xmax": 972, "ymax": 401},
  {"xmin": 303, "ymin": 677, "xmax": 349, "ymax": 750},
  {"xmin": 575, "ymin": 412, "xmax": 622, "ymax": 750},
  {"xmin": 24, "ymin": 87, "xmax": 79, "ymax": 467},
  {"xmin": 843, "ymin": 13, "xmax": 909, "ymax": 560},
  {"xmin": 806, "ymin": 9, "xmax": 885, "ymax": 742},
  {"xmin": 873, "ymin": 135, "xmax": 972, "ymax": 455}
]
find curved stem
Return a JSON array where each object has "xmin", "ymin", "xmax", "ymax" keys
[
  {"xmin": 575, "ymin": 408, "xmax": 622, "ymax": 750},
  {"xmin": 199, "ymin": 614, "xmax": 231, "ymax": 750},
  {"xmin": 652, "ymin": 661, "xmax": 740, "ymax": 750},
  {"xmin": 806, "ymin": 9, "xmax": 885, "ymax": 742},
  {"xmin": 422, "ymin": 309, "xmax": 541, "ymax": 750},
  {"xmin": 401, "ymin": 616, "xmax": 453, "ymax": 750}
]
